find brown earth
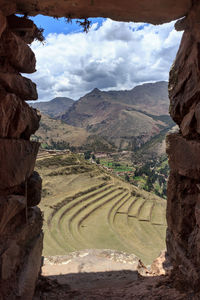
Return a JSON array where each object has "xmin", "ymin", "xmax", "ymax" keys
[{"xmin": 34, "ymin": 250, "xmax": 192, "ymax": 300}]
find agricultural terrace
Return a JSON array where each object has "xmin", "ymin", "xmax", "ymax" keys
[{"xmin": 36, "ymin": 152, "xmax": 167, "ymax": 265}]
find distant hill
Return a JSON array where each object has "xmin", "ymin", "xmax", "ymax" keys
[
  {"xmin": 61, "ymin": 81, "xmax": 173, "ymax": 150},
  {"xmin": 97, "ymin": 81, "xmax": 169, "ymax": 116},
  {"xmin": 33, "ymin": 114, "xmax": 114, "ymax": 151},
  {"xmin": 31, "ymin": 97, "xmax": 74, "ymax": 118},
  {"xmin": 32, "ymin": 113, "xmax": 89, "ymax": 149},
  {"xmin": 32, "ymin": 81, "xmax": 173, "ymax": 152}
]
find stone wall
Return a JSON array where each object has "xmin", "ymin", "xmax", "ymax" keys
[
  {"xmin": 167, "ymin": 1, "xmax": 200, "ymax": 291},
  {"xmin": 0, "ymin": 0, "xmax": 199, "ymax": 298},
  {"xmin": 0, "ymin": 14, "xmax": 43, "ymax": 300}
]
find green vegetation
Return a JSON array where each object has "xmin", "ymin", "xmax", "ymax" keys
[
  {"xmin": 125, "ymin": 173, "xmax": 130, "ymax": 182},
  {"xmin": 82, "ymin": 135, "xmax": 115, "ymax": 152},
  {"xmin": 84, "ymin": 150, "xmax": 92, "ymax": 160},
  {"xmin": 37, "ymin": 152, "xmax": 167, "ymax": 265},
  {"xmin": 133, "ymin": 155, "xmax": 169, "ymax": 198},
  {"xmin": 97, "ymin": 153, "xmax": 168, "ymax": 198},
  {"xmin": 96, "ymin": 158, "xmax": 100, "ymax": 164},
  {"xmin": 43, "ymin": 140, "xmax": 71, "ymax": 150},
  {"xmin": 100, "ymin": 160, "xmax": 133, "ymax": 173}
]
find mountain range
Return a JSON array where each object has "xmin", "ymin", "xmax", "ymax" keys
[
  {"xmin": 31, "ymin": 97, "xmax": 74, "ymax": 118},
  {"xmin": 32, "ymin": 81, "xmax": 173, "ymax": 152}
]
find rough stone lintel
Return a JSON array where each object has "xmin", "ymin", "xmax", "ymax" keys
[{"xmin": 12, "ymin": 0, "xmax": 191, "ymax": 24}]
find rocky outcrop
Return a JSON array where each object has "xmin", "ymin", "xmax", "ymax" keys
[
  {"xmin": 0, "ymin": 13, "xmax": 43, "ymax": 300},
  {"xmin": 150, "ymin": 250, "xmax": 172, "ymax": 276}
]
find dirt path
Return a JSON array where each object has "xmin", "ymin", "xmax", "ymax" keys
[{"xmin": 42, "ymin": 249, "xmax": 139, "ymax": 290}]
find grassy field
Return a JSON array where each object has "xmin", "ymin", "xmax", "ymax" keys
[
  {"xmin": 100, "ymin": 160, "xmax": 134, "ymax": 173},
  {"xmin": 36, "ymin": 153, "xmax": 167, "ymax": 265}
]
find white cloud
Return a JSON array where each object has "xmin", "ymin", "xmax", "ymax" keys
[{"xmin": 28, "ymin": 19, "xmax": 183, "ymax": 101}]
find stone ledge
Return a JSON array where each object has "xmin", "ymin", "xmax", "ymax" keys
[
  {"xmin": 166, "ymin": 132, "xmax": 200, "ymax": 179},
  {"xmin": 0, "ymin": 139, "xmax": 39, "ymax": 190}
]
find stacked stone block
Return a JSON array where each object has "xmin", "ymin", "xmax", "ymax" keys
[
  {"xmin": 167, "ymin": 1, "xmax": 200, "ymax": 291},
  {"xmin": 0, "ymin": 14, "xmax": 43, "ymax": 300}
]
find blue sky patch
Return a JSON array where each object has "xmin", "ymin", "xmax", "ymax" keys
[{"xmin": 30, "ymin": 15, "xmax": 105, "ymax": 36}]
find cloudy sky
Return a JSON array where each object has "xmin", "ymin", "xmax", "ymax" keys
[{"xmin": 29, "ymin": 16, "xmax": 183, "ymax": 101}]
